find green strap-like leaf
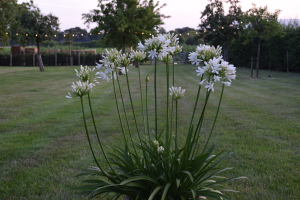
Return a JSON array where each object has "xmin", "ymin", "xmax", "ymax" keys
[
  {"xmin": 176, "ymin": 178, "xmax": 180, "ymax": 188},
  {"xmin": 161, "ymin": 183, "xmax": 171, "ymax": 200},
  {"xmin": 191, "ymin": 189, "xmax": 196, "ymax": 199},
  {"xmin": 149, "ymin": 186, "xmax": 163, "ymax": 200},
  {"xmin": 181, "ymin": 170, "xmax": 194, "ymax": 182},
  {"xmin": 120, "ymin": 176, "xmax": 159, "ymax": 185}
]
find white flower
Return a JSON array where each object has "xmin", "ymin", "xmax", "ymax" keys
[
  {"xmin": 196, "ymin": 66, "xmax": 206, "ymax": 77},
  {"xmin": 137, "ymin": 42, "xmax": 145, "ymax": 51},
  {"xmin": 153, "ymin": 140, "xmax": 159, "ymax": 147},
  {"xmin": 66, "ymin": 80, "xmax": 95, "ymax": 98},
  {"xmin": 213, "ymin": 75, "xmax": 221, "ymax": 82},
  {"xmin": 148, "ymin": 49, "xmax": 158, "ymax": 59},
  {"xmin": 157, "ymin": 146, "xmax": 164, "ymax": 154},
  {"xmin": 199, "ymin": 79, "xmax": 206, "ymax": 85},
  {"xmin": 169, "ymin": 86, "xmax": 185, "ymax": 100},
  {"xmin": 205, "ymin": 81, "xmax": 214, "ymax": 92},
  {"xmin": 222, "ymin": 81, "xmax": 231, "ymax": 86}
]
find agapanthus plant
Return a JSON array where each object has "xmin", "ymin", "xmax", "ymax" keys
[{"xmin": 67, "ymin": 34, "xmax": 245, "ymax": 200}]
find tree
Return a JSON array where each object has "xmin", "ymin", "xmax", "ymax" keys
[
  {"xmin": 240, "ymin": 4, "xmax": 284, "ymax": 77},
  {"xmin": 11, "ymin": 0, "xmax": 59, "ymax": 54},
  {"xmin": 158, "ymin": 27, "xmax": 166, "ymax": 34},
  {"xmin": 175, "ymin": 27, "xmax": 195, "ymax": 34},
  {"xmin": 0, "ymin": 0, "xmax": 18, "ymax": 50},
  {"xmin": 198, "ymin": 0, "xmax": 243, "ymax": 61},
  {"xmin": 82, "ymin": 0, "xmax": 169, "ymax": 53}
]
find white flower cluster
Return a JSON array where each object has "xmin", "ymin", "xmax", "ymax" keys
[
  {"xmin": 137, "ymin": 33, "xmax": 182, "ymax": 60},
  {"xmin": 153, "ymin": 140, "xmax": 159, "ymax": 147},
  {"xmin": 129, "ymin": 50, "xmax": 146, "ymax": 61},
  {"xmin": 157, "ymin": 146, "xmax": 164, "ymax": 154},
  {"xmin": 197, "ymin": 57, "xmax": 236, "ymax": 92},
  {"xmin": 169, "ymin": 86, "xmax": 186, "ymax": 101},
  {"xmin": 75, "ymin": 65, "xmax": 96, "ymax": 82},
  {"xmin": 165, "ymin": 33, "xmax": 182, "ymax": 55},
  {"xmin": 188, "ymin": 44, "xmax": 222, "ymax": 65},
  {"xmin": 66, "ymin": 80, "xmax": 95, "ymax": 98},
  {"xmin": 96, "ymin": 49, "xmax": 130, "ymax": 81}
]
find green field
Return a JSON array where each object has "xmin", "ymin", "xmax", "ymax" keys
[{"xmin": 0, "ymin": 64, "xmax": 299, "ymax": 199}]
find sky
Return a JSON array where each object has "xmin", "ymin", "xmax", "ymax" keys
[{"xmin": 18, "ymin": 0, "xmax": 300, "ymax": 32}]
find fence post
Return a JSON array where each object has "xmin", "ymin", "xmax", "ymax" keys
[
  {"xmin": 54, "ymin": 53, "xmax": 57, "ymax": 66},
  {"xmin": 183, "ymin": 51, "xmax": 187, "ymax": 64},
  {"xmin": 10, "ymin": 54, "xmax": 12, "ymax": 66},
  {"xmin": 250, "ymin": 57, "xmax": 253, "ymax": 77},
  {"xmin": 150, "ymin": 57, "xmax": 152, "ymax": 65},
  {"xmin": 66, "ymin": 56, "xmax": 68, "ymax": 66},
  {"xmin": 286, "ymin": 50, "xmax": 289, "ymax": 73},
  {"xmin": 33, "ymin": 54, "xmax": 35, "ymax": 66},
  {"xmin": 70, "ymin": 56, "xmax": 73, "ymax": 66},
  {"xmin": 78, "ymin": 52, "xmax": 80, "ymax": 66}
]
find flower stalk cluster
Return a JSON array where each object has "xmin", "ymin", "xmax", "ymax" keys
[{"xmin": 169, "ymin": 86, "xmax": 186, "ymax": 101}]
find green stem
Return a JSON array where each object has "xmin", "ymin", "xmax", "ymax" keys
[
  {"xmin": 146, "ymin": 79, "xmax": 150, "ymax": 140},
  {"xmin": 137, "ymin": 61, "xmax": 146, "ymax": 136},
  {"xmin": 116, "ymin": 73, "xmax": 137, "ymax": 154},
  {"xmin": 202, "ymin": 84, "xmax": 225, "ymax": 153},
  {"xmin": 175, "ymin": 100, "xmax": 178, "ymax": 155},
  {"xmin": 80, "ymin": 96, "xmax": 102, "ymax": 170},
  {"xmin": 154, "ymin": 58, "xmax": 158, "ymax": 139},
  {"xmin": 188, "ymin": 76, "xmax": 204, "ymax": 132},
  {"xmin": 87, "ymin": 93, "xmax": 120, "ymax": 178},
  {"xmin": 112, "ymin": 71, "xmax": 127, "ymax": 143},
  {"xmin": 166, "ymin": 55, "xmax": 170, "ymax": 153},
  {"xmin": 125, "ymin": 66, "xmax": 142, "ymax": 144}
]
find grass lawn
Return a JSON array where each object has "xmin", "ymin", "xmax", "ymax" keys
[{"xmin": 0, "ymin": 64, "xmax": 299, "ymax": 199}]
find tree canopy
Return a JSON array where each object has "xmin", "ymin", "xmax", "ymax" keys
[
  {"xmin": 240, "ymin": 4, "xmax": 285, "ymax": 77},
  {"xmin": 198, "ymin": 0, "xmax": 243, "ymax": 61},
  {"xmin": 11, "ymin": 0, "xmax": 59, "ymax": 54},
  {"xmin": 0, "ymin": 0, "xmax": 18, "ymax": 50},
  {"xmin": 82, "ymin": 0, "xmax": 169, "ymax": 52}
]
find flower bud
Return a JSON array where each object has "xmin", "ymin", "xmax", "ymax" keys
[{"xmin": 145, "ymin": 75, "xmax": 150, "ymax": 82}]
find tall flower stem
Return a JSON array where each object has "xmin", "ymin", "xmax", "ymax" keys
[
  {"xmin": 80, "ymin": 96, "xmax": 102, "ymax": 170},
  {"xmin": 87, "ymin": 93, "xmax": 120, "ymax": 177},
  {"xmin": 146, "ymin": 77, "xmax": 150, "ymax": 140},
  {"xmin": 124, "ymin": 66, "xmax": 142, "ymax": 144},
  {"xmin": 137, "ymin": 61, "xmax": 146, "ymax": 136},
  {"xmin": 116, "ymin": 73, "xmax": 137, "ymax": 154},
  {"xmin": 175, "ymin": 100, "xmax": 178, "ymax": 155},
  {"xmin": 154, "ymin": 58, "xmax": 158, "ymax": 139},
  {"xmin": 112, "ymin": 72, "xmax": 127, "ymax": 143},
  {"xmin": 188, "ymin": 76, "xmax": 204, "ymax": 132},
  {"xmin": 166, "ymin": 55, "xmax": 170, "ymax": 153},
  {"xmin": 202, "ymin": 84, "xmax": 225, "ymax": 153}
]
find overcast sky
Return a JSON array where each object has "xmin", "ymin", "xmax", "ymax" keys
[{"xmin": 18, "ymin": 0, "xmax": 300, "ymax": 32}]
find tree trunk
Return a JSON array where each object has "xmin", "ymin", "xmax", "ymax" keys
[
  {"xmin": 37, "ymin": 40, "xmax": 40, "ymax": 55},
  {"xmin": 286, "ymin": 50, "xmax": 289, "ymax": 73},
  {"xmin": 223, "ymin": 40, "xmax": 228, "ymax": 62},
  {"xmin": 250, "ymin": 57, "xmax": 253, "ymax": 77},
  {"xmin": 122, "ymin": 42, "xmax": 126, "ymax": 54},
  {"xmin": 256, "ymin": 37, "xmax": 261, "ymax": 78}
]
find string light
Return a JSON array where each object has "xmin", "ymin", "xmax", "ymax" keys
[
  {"xmin": 241, "ymin": 21, "xmax": 243, "ymax": 23},
  {"xmin": 196, "ymin": 32, "xmax": 198, "ymax": 34},
  {"xmin": 45, "ymin": 34, "xmax": 47, "ymax": 37},
  {"xmin": 98, "ymin": 32, "xmax": 100, "ymax": 35},
  {"xmin": 26, "ymin": 34, "xmax": 28, "ymax": 36},
  {"xmin": 213, "ymin": 29, "xmax": 215, "ymax": 31},
  {"xmin": 54, "ymin": 34, "xmax": 56, "ymax": 37},
  {"xmin": 180, "ymin": 34, "xmax": 182, "ymax": 36},
  {"xmin": 6, "ymin": 32, "xmax": 8, "ymax": 35},
  {"xmin": 90, "ymin": 33, "xmax": 92, "ymax": 35},
  {"xmin": 157, "ymin": 34, "xmax": 158, "ymax": 36},
  {"xmin": 204, "ymin": 30, "xmax": 206, "ymax": 33},
  {"xmin": 187, "ymin": 33, "xmax": 189, "ymax": 35},
  {"xmin": 16, "ymin": 33, "xmax": 18, "ymax": 35},
  {"xmin": 72, "ymin": 34, "xmax": 74, "ymax": 36},
  {"xmin": 135, "ymin": 32, "xmax": 137, "ymax": 34},
  {"xmin": 81, "ymin": 34, "xmax": 83, "ymax": 36},
  {"xmin": 142, "ymin": 32, "xmax": 144, "ymax": 34},
  {"xmin": 106, "ymin": 32, "xmax": 108, "ymax": 33},
  {"xmin": 149, "ymin": 33, "xmax": 151, "ymax": 35},
  {"xmin": 222, "ymin": 27, "xmax": 224, "ymax": 29},
  {"xmin": 129, "ymin": 30, "xmax": 130, "ymax": 32},
  {"xmin": 35, "ymin": 34, "xmax": 37, "ymax": 37},
  {"xmin": 230, "ymin": 24, "xmax": 233, "ymax": 27},
  {"xmin": 63, "ymin": 34, "xmax": 65, "ymax": 37}
]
